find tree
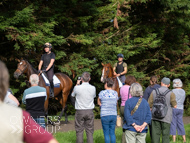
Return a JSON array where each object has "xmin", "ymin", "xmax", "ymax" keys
[{"xmin": 1, "ymin": 0, "xmax": 190, "ymax": 114}]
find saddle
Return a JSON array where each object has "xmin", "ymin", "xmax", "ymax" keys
[
  {"xmin": 117, "ymin": 77, "xmax": 123, "ymax": 88},
  {"xmin": 41, "ymin": 73, "xmax": 60, "ymax": 88}
]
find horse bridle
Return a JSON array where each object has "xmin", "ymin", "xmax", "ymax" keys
[
  {"xmin": 103, "ymin": 66, "xmax": 110, "ymax": 78},
  {"xmin": 106, "ymin": 67, "xmax": 110, "ymax": 77},
  {"xmin": 17, "ymin": 62, "xmax": 27, "ymax": 74}
]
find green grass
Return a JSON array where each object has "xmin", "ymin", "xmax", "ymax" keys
[
  {"xmin": 53, "ymin": 124, "xmax": 190, "ymax": 143},
  {"xmin": 45, "ymin": 115, "xmax": 75, "ymax": 122}
]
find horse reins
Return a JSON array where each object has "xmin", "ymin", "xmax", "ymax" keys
[
  {"xmin": 106, "ymin": 67, "xmax": 110, "ymax": 77},
  {"xmin": 17, "ymin": 64, "xmax": 27, "ymax": 74}
]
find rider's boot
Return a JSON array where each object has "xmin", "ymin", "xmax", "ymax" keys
[{"xmin": 49, "ymin": 81, "xmax": 54, "ymax": 98}]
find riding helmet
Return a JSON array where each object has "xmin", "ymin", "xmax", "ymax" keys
[
  {"xmin": 117, "ymin": 53, "xmax": 124, "ymax": 58},
  {"xmin": 44, "ymin": 43, "xmax": 52, "ymax": 49}
]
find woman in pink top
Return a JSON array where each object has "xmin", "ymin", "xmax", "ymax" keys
[{"xmin": 120, "ymin": 75, "xmax": 136, "ymax": 143}]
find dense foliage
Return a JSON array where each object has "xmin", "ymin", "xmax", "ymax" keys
[{"xmin": 1, "ymin": 0, "xmax": 190, "ymax": 114}]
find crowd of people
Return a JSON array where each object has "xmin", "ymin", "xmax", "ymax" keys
[
  {"xmin": 72, "ymin": 71, "xmax": 186, "ymax": 143},
  {"xmin": 0, "ymin": 51, "xmax": 187, "ymax": 143},
  {"xmin": 0, "ymin": 60, "xmax": 58, "ymax": 143}
]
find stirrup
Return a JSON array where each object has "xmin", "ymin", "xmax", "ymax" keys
[{"xmin": 49, "ymin": 92, "xmax": 54, "ymax": 98}]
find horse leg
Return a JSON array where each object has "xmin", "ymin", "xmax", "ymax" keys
[
  {"xmin": 64, "ymin": 105, "xmax": 68, "ymax": 123},
  {"xmin": 117, "ymin": 103, "xmax": 120, "ymax": 116},
  {"xmin": 44, "ymin": 98, "xmax": 54, "ymax": 125},
  {"xmin": 57, "ymin": 92, "xmax": 69, "ymax": 124},
  {"xmin": 56, "ymin": 105, "xmax": 67, "ymax": 124},
  {"xmin": 116, "ymin": 89, "xmax": 120, "ymax": 116},
  {"xmin": 116, "ymin": 81, "xmax": 120, "ymax": 116}
]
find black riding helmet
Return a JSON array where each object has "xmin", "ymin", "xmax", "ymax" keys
[
  {"xmin": 117, "ymin": 53, "xmax": 124, "ymax": 58},
  {"xmin": 44, "ymin": 43, "xmax": 52, "ymax": 49}
]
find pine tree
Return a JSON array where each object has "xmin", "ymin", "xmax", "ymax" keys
[{"xmin": 1, "ymin": 0, "xmax": 190, "ymax": 114}]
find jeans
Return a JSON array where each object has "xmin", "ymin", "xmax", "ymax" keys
[
  {"xmin": 33, "ymin": 117, "xmax": 46, "ymax": 129},
  {"xmin": 101, "ymin": 115, "xmax": 117, "ymax": 143},
  {"xmin": 170, "ymin": 108, "xmax": 185, "ymax": 135}
]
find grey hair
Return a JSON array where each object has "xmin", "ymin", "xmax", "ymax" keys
[
  {"xmin": 82, "ymin": 72, "xmax": 90, "ymax": 82},
  {"xmin": 29, "ymin": 74, "xmax": 39, "ymax": 85},
  {"xmin": 173, "ymin": 79, "xmax": 183, "ymax": 88},
  {"xmin": 130, "ymin": 83, "xmax": 143, "ymax": 97}
]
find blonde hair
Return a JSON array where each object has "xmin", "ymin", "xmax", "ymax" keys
[{"xmin": 0, "ymin": 61, "xmax": 9, "ymax": 101}]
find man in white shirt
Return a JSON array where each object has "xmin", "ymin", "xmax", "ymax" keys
[{"xmin": 72, "ymin": 72, "xmax": 96, "ymax": 143}]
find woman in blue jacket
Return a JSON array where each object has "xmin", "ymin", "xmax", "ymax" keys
[{"xmin": 123, "ymin": 83, "xmax": 151, "ymax": 143}]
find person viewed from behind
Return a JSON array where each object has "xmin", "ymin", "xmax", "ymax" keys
[
  {"xmin": 170, "ymin": 79, "xmax": 186, "ymax": 142},
  {"xmin": 98, "ymin": 78, "xmax": 118, "ymax": 143},
  {"xmin": 123, "ymin": 83, "xmax": 151, "ymax": 143},
  {"xmin": 143, "ymin": 75, "xmax": 160, "ymax": 139},
  {"xmin": 22, "ymin": 74, "xmax": 47, "ymax": 128},
  {"xmin": 143, "ymin": 75, "xmax": 161, "ymax": 101},
  {"xmin": 38, "ymin": 42, "xmax": 55, "ymax": 98},
  {"xmin": 113, "ymin": 54, "xmax": 127, "ymax": 84},
  {"xmin": 148, "ymin": 77, "xmax": 177, "ymax": 143},
  {"xmin": 120, "ymin": 75, "xmax": 136, "ymax": 143},
  {"xmin": 71, "ymin": 72, "xmax": 96, "ymax": 143},
  {"xmin": 0, "ymin": 60, "xmax": 58, "ymax": 143},
  {"xmin": 4, "ymin": 89, "xmax": 20, "ymax": 107}
]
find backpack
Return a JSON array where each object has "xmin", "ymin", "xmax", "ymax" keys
[{"xmin": 152, "ymin": 89, "xmax": 171, "ymax": 119}]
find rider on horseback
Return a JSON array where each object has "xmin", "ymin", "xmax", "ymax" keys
[
  {"xmin": 38, "ymin": 43, "xmax": 55, "ymax": 98},
  {"xmin": 113, "ymin": 54, "xmax": 127, "ymax": 84}
]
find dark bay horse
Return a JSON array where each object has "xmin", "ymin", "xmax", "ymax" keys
[
  {"xmin": 14, "ymin": 59, "xmax": 73, "ymax": 124},
  {"xmin": 100, "ymin": 63, "xmax": 120, "ymax": 114}
]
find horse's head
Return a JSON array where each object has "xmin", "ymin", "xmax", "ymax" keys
[
  {"xmin": 100, "ymin": 63, "xmax": 113, "ymax": 83},
  {"xmin": 14, "ymin": 60, "xmax": 28, "ymax": 79}
]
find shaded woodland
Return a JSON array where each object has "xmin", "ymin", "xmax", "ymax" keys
[{"xmin": 1, "ymin": 0, "xmax": 190, "ymax": 114}]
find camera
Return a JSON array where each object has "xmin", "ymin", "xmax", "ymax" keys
[
  {"xmin": 77, "ymin": 76, "xmax": 82, "ymax": 85},
  {"xmin": 78, "ymin": 77, "xmax": 81, "ymax": 80}
]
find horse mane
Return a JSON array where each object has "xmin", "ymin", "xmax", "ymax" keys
[
  {"xmin": 25, "ymin": 60, "xmax": 38, "ymax": 74},
  {"xmin": 106, "ymin": 63, "xmax": 113, "ymax": 72}
]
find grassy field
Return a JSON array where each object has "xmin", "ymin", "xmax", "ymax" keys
[{"xmin": 53, "ymin": 124, "xmax": 190, "ymax": 143}]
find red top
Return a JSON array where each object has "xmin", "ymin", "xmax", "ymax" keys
[{"xmin": 23, "ymin": 111, "xmax": 54, "ymax": 143}]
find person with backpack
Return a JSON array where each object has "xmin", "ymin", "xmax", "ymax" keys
[
  {"xmin": 170, "ymin": 79, "xmax": 186, "ymax": 143},
  {"xmin": 148, "ymin": 77, "xmax": 177, "ymax": 143},
  {"xmin": 113, "ymin": 54, "xmax": 127, "ymax": 84}
]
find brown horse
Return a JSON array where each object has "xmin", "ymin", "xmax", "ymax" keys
[
  {"xmin": 100, "ymin": 63, "xmax": 120, "ymax": 114},
  {"xmin": 100, "ymin": 63, "xmax": 120, "ymax": 96},
  {"xmin": 14, "ymin": 59, "xmax": 73, "ymax": 124}
]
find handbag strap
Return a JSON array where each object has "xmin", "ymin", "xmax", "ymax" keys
[
  {"xmin": 128, "ymin": 87, "xmax": 131, "ymax": 99},
  {"xmin": 131, "ymin": 97, "xmax": 142, "ymax": 115}
]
